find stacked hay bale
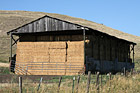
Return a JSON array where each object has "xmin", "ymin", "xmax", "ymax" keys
[
  {"xmin": 66, "ymin": 41, "xmax": 84, "ymax": 75},
  {"xmin": 15, "ymin": 41, "xmax": 84, "ymax": 75},
  {"xmin": 48, "ymin": 42, "xmax": 66, "ymax": 75}
]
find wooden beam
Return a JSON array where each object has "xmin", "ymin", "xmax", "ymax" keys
[
  {"xmin": 110, "ymin": 39, "xmax": 112, "ymax": 61},
  {"xmin": 104, "ymin": 36, "xmax": 106, "ymax": 60},
  {"xmin": 133, "ymin": 44, "xmax": 135, "ymax": 63},
  {"xmin": 98, "ymin": 36, "xmax": 101, "ymax": 72},
  {"xmin": 10, "ymin": 33, "xmax": 13, "ymax": 60},
  {"xmin": 12, "ymin": 37, "xmax": 20, "ymax": 46},
  {"xmin": 83, "ymin": 28, "xmax": 86, "ymax": 65},
  {"xmin": 128, "ymin": 44, "xmax": 130, "ymax": 62}
]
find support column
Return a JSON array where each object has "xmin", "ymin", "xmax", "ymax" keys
[
  {"xmin": 110, "ymin": 39, "xmax": 112, "ymax": 61},
  {"xmin": 104, "ymin": 37, "xmax": 106, "ymax": 61},
  {"xmin": 98, "ymin": 36, "xmax": 101, "ymax": 72},
  {"xmin": 83, "ymin": 28, "xmax": 86, "ymax": 64},
  {"xmin": 82, "ymin": 28, "xmax": 86, "ymax": 73},
  {"xmin": 10, "ymin": 33, "xmax": 13, "ymax": 61},
  {"xmin": 133, "ymin": 44, "xmax": 135, "ymax": 63},
  {"xmin": 128, "ymin": 45, "xmax": 130, "ymax": 62}
]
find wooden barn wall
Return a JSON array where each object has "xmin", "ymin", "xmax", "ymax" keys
[
  {"xmin": 85, "ymin": 34, "xmax": 131, "ymax": 62},
  {"xmin": 16, "ymin": 17, "xmax": 80, "ymax": 33}
]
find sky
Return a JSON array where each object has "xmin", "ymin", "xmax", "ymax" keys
[{"xmin": 0, "ymin": 0, "xmax": 140, "ymax": 36}]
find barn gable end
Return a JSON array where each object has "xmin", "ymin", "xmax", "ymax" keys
[{"xmin": 7, "ymin": 15, "xmax": 83, "ymax": 34}]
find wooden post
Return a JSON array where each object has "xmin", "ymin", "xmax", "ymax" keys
[
  {"xmin": 98, "ymin": 37, "xmax": 100, "ymax": 69},
  {"xmin": 109, "ymin": 72, "xmax": 112, "ymax": 80},
  {"xmin": 19, "ymin": 77, "xmax": 22, "ymax": 93},
  {"xmin": 72, "ymin": 77, "xmax": 75, "ymax": 93},
  {"xmin": 96, "ymin": 72, "xmax": 100, "ymax": 92},
  {"xmin": 86, "ymin": 71, "xmax": 91, "ymax": 93},
  {"xmin": 133, "ymin": 44, "xmax": 135, "ymax": 63},
  {"xmin": 37, "ymin": 77, "xmax": 43, "ymax": 91},
  {"xmin": 76, "ymin": 75, "xmax": 80, "ymax": 93},
  {"xmin": 110, "ymin": 39, "xmax": 112, "ymax": 61},
  {"xmin": 57, "ymin": 76, "xmax": 62, "ymax": 93},
  {"xmin": 100, "ymin": 74, "xmax": 102, "ymax": 88},
  {"xmin": 10, "ymin": 33, "xmax": 13, "ymax": 61},
  {"xmin": 131, "ymin": 68, "xmax": 133, "ymax": 76},
  {"xmin": 83, "ymin": 27, "xmax": 86, "ymax": 65},
  {"xmin": 124, "ymin": 67, "xmax": 126, "ymax": 76},
  {"xmin": 109, "ymin": 72, "xmax": 112, "ymax": 88}
]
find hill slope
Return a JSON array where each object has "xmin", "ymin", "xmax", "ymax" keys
[{"xmin": 0, "ymin": 10, "xmax": 140, "ymax": 63}]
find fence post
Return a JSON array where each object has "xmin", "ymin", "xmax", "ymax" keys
[
  {"xmin": 123, "ymin": 67, "xmax": 126, "ymax": 76},
  {"xmin": 72, "ymin": 77, "xmax": 75, "ymax": 93},
  {"xmin": 100, "ymin": 74, "xmax": 102, "ymax": 89},
  {"xmin": 76, "ymin": 75, "xmax": 80, "ymax": 93},
  {"xmin": 109, "ymin": 72, "xmax": 112, "ymax": 88},
  {"xmin": 37, "ymin": 77, "xmax": 43, "ymax": 91},
  {"xmin": 86, "ymin": 71, "xmax": 91, "ymax": 93},
  {"xmin": 57, "ymin": 76, "xmax": 62, "ymax": 93},
  {"xmin": 109, "ymin": 72, "xmax": 112, "ymax": 80},
  {"xmin": 96, "ymin": 72, "xmax": 100, "ymax": 92},
  {"xmin": 19, "ymin": 77, "xmax": 22, "ymax": 93},
  {"xmin": 131, "ymin": 68, "xmax": 133, "ymax": 76}
]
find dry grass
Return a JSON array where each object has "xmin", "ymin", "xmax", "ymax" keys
[
  {"xmin": 0, "ymin": 74, "xmax": 140, "ymax": 93},
  {"xmin": 102, "ymin": 75, "xmax": 140, "ymax": 93}
]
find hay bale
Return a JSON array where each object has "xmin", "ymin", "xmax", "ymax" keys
[{"xmin": 16, "ymin": 41, "xmax": 85, "ymax": 75}]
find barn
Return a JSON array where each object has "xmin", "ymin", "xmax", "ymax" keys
[{"xmin": 7, "ymin": 15, "xmax": 136, "ymax": 75}]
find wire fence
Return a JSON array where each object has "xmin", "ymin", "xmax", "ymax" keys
[{"xmin": 0, "ymin": 69, "xmax": 135, "ymax": 93}]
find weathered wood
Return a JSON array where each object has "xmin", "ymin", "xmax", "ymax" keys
[
  {"xmin": 19, "ymin": 77, "xmax": 22, "ymax": 93},
  {"xmin": 110, "ymin": 39, "xmax": 112, "ymax": 61},
  {"xmin": 14, "ymin": 16, "xmax": 80, "ymax": 33},
  {"xmin": 37, "ymin": 77, "xmax": 43, "ymax": 91},
  {"xmin": 124, "ymin": 67, "xmax": 126, "ymax": 76},
  {"xmin": 57, "ymin": 76, "xmax": 62, "ymax": 93},
  {"xmin": 100, "ymin": 74, "xmax": 102, "ymax": 88},
  {"xmin": 72, "ymin": 77, "xmax": 75, "ymax": 93},
  {"xmin": 96, "ymin": 72, "xmax": 100, "ymax": 91},
  {"xmin": 86, "ymin": 71, "xmax": 91, "ymax": 93},
  {"xmin": 131, "ymin": 68, "xmax": 133, "ymax": 76},
  {"xmin": 133, "ymin": 44, "xmax": 135, "ymax": 63},
  {"xmin": 76, "ymin": 75, "xmax": 80, "ymax": 93},
  {"xmin": 10, "ymin": 33, "xmax": 12, "ymax": 60},
  {"xmin": 109, "ymin": 72, "xmax": 112, "ymax": 88},
  {"xmin": 104, "ymin": 37, "xmax": 106, "ymax": 60},
  {"xmin": 98, "ymin": 36, "xmax": 100, "ymax": 61},
  {"xmin": 109, "ymin": 72, "xmax": 112, "ymax": 80},
  {"xmin": 83, "ymin": 28, "xmax": 86, "ymax": 65}
]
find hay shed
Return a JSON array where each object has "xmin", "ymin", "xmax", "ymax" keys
[{"xmin": 7, "ymin": 15, "xmax": 136, "ymax": 75}]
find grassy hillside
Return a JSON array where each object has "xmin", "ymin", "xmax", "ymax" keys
[{"xmin": 0, "ymin": 10, "xmax": 140, "ymax": 66}]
